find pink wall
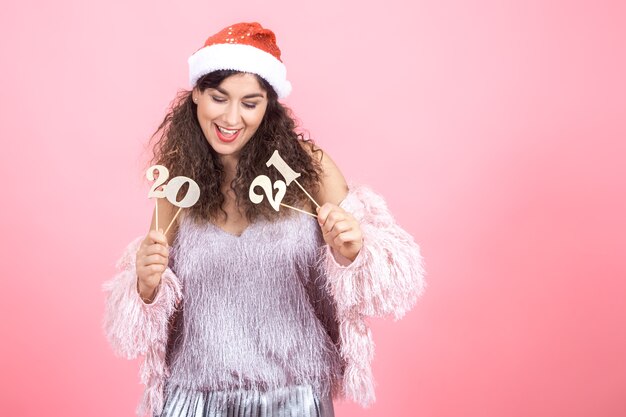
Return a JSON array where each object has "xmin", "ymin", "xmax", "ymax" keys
[{"xmin": 1, "ymin": 1, "xmax": 625, "ymax": 416}]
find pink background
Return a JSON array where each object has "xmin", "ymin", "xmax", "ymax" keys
[{"xmin": 1, "ymin": 1, "xmax": 625, "ymax": 416}]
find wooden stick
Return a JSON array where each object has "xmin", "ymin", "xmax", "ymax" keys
[
  {"xmin": 164, "ymin": 207, "xmax": 183, "ymax": 235},
  {"xmin": 293, "ymin": 179, "xmax": 320, "ymax": 209},
  {"xmin": 280, "ymin": 203, "xmax": 317, "ymax": 218},
  {"xmin": 155, "ymin": 199, "xmax": 159, "ymax": 232}
]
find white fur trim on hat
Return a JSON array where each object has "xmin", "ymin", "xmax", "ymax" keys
[{"xmin": 188, "ymin": 43, "xmax": 292, "ymax": 98}]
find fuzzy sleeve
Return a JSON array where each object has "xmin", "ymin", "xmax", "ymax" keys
[
  {"xmin": 102, "ymin": 236, "xmax": 183, "ymax": 359},
  {"xmin": 320, "ymin": 185, "xmax": 426, "ymax": 320}
]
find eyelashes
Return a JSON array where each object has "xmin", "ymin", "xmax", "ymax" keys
[{"xmin": 211, "ymin": 96, "xmax": 257, "ymax": 109}]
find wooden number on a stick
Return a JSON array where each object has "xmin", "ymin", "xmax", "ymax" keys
[
  {"xmin": 266, "ymin": 151, "xmax": 301, "ymax": 185},
  {"xmin": 249, "ymin": 175, "xmax": 286, "ymax": 211},
  {"xmin": 248, "ymin": 150, "xmax": 320, "ymax": 217},
  {"xmin": 146, "ymin": 165, "xmax": 201, "ymax": 234}
]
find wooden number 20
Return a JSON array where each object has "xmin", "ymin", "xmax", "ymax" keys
[{"xmin": 146, "ymin": 165, "xmax": 200, "ymax": 208}]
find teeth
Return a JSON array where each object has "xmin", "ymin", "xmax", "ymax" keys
[{"xmin": 218, "ymin": 126, "xmax": 238, "ymax": 135}]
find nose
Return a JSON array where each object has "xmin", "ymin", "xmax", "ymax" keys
[{"xmin": 224, "ymin": 102, "xmax": 241, "ymax": 127}]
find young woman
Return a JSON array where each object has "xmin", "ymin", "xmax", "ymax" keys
[{"xmin": 103, "ymin": 22, "xmax": 426, "ymax": 417}]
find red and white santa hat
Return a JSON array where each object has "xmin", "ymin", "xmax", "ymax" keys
[{"xmin": 188, "ymin": 22, "xmax": 292, "ymax": 98}]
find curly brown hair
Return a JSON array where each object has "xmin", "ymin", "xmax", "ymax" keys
[{"xmin": 148, "ymin": 70, "xmax": 322, "ymax": 224}]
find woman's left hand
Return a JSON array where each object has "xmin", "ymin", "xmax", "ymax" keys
[{"xmin": 316, "ymin": 203, "xmax": 363, "ymax": 263}]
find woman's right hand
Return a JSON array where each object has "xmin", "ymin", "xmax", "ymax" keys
[{"xmin": 136, "ymin": 229, "xmax": 169, "ymax": 302}]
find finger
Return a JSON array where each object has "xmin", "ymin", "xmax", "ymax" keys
[
  {"xmin": 146, "ymin": 229, "xmax": 168, "ymax": 247},
  {"xmin": 142, "ymin": 263, "xmax": 166, "ymax": 275},
  {"xmin": 146, "ymin": 243, "xmax": 169, "ymax": 258},
  {"xmin": 143, "ymin": 253, "xmax": 168, "ymax": 267},
  {"xmin": 333, "ymin": 230, "xmax": 360, "ymax": 248},
  {"xmin": 325, "ymin": 218, "xmax": 351, "ymax": 239},
  {"xmin": 139, "ymin": 262, "xmax": 167, "ymax": 275},
  {"xmin": 322, "ymin": 211, "xmax": 348, "ymax": 235},
  {"xmin": 316, "ymin": 203, "xmax": 338, "ymax": 227}
]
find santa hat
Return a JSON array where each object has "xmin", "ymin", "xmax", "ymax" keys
[{"xmin": 188, "ymin": 22, "xmax": 292, "ymax": 98}]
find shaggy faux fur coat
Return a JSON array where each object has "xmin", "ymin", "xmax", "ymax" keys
[{"xmin": 102, "ymin": 185, "xmax": 426, "ymax": 416}]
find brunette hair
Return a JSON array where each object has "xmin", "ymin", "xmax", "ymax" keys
[{"xmin": 149, "ymin": 70, "xmax": 322, "ymax": 223}]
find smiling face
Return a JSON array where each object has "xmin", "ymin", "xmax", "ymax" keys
[{"xmin": 193, "ymin": 72, "xmax": 269, "ymax": 166}]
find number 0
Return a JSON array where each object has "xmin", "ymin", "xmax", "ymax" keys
[{"xmin": 164, "ymin": 176, "xmax": 200, "ymax": 208}]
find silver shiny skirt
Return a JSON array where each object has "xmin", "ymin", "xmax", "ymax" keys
[{"xmin": 156, "ymin": 384, "xmax": 335, "ymax": 417}]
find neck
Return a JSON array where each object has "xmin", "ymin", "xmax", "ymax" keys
[{"xmin": 220, "ymin": 154, "xmax": 238, "ymax": 183}]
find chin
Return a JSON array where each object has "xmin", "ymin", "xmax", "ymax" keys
[{"xmin": 206, "ymin": 137, "xmax": 240, "ymax": 157}]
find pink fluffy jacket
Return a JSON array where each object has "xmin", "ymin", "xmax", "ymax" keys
[{"xmin": 102, "ymin": 184, "xmax": 426, "ymax": 416}]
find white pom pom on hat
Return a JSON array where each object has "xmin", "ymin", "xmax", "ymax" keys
[{"xmin": 188, "ymin": 22, "xmax": 292, "ymax": 99}]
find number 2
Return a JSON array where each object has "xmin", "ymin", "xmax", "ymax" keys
[
  {"xmin": 249, "ymin": 175, "xmax": 286, "ymax": 211},
  {"xmin": 146, "ymin": 165, "xmax": 169, "ymax": 198}
]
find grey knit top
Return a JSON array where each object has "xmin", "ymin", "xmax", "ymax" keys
[{"xmin": 164, "ymin": 210, "xmax": 343, "ymax": 401}]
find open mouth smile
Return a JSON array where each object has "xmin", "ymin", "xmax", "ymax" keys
[{"xmin": 215, "ymin": 124, "xmax": 242, "ymax": 143}]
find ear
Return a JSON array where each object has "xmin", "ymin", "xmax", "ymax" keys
[{"xmin": 192, "ymin": 88, "xmax": 199, "ymax": 103}]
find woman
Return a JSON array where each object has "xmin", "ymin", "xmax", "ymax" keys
[{"xmin": 103, "ymin": 22, "xmax": 426, "ymax": 417}]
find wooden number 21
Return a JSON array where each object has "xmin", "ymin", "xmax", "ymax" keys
[
  {"xmin": 249, "ymin": 151, "xmax": 299, "ymax": 211},
  {"xmin": 249, "ymin": 150, "xmax": 319, "ymax": 217}
]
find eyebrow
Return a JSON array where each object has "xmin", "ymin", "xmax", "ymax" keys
[{"xmin": 214, "ymin": 86, "xmax": 265, "ymax": 99}]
